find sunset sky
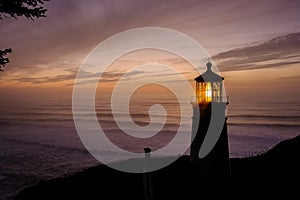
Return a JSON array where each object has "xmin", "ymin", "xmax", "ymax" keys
[
  {"xmin": 0, "ymin": 0, "xmax": 300, "ymax": 103},
  {"xmin": 1, "ymin": 2, "xmax": 300, "ymax": 199}
]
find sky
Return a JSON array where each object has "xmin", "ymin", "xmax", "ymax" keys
[{"xmin": 0, "ymin": 0, "xmax": 300, "ymax": 102}]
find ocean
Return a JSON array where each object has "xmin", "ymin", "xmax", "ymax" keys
[{"xmin": 0, "ymin": 93, "xmax": 299, "ymax": 199}]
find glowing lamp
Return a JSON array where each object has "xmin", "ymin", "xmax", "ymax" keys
[{"xmin": 194, "ymin": 62, "xmax": 224, "ymax": 104}]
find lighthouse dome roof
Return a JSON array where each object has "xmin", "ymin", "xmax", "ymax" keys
[{"xmin": 194, "ymin": 62, "xmax": 224, "ymax": 82}]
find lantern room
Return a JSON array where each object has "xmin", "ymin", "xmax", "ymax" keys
[{"xmin": 194, "ymin": 62, "xmax": 224, "ymax": 104}]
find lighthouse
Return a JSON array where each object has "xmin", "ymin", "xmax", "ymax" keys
[{"xmin": 190, "ymin": 61, "xmax": 230, "ymax": 176}]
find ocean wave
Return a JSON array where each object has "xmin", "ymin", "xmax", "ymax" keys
[
  {"xmin": 228, "ymin": 122, "xmax": 300, "ymax": 128},
  {"xmin": 0, "ymin": 135, "xmax": 88, "ymax": 155},
  {"xmin": 228, "ymin": 114, "xmax": 300, "ymax": 119}
]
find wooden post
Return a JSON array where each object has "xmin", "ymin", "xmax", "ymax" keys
[{"xmin": 143, "ymin": 148, "xmax": 153, "ymax": 200}]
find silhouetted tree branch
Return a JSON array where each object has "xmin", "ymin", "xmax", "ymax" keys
[
  {"xmin": 0, "ymin": 0, "xmax": 49, "ymax": 20},
  {"xmin": 0, "ymin": 48, "xmax": 12, "ymax": 71},
  {"xmin": 0, "ymin": 0, "xmax": 49, "ymax": 71}
]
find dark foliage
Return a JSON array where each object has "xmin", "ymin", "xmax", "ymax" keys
[
  {"xmin": 0, "ymin": 0, "xmax": 49, "ymax": 20},
  {"xmin": 0, "ymin": 48, "xmax": 12, "ymax": 71},
  {"xmin": 0, "ymin": 0, "xmax": 49, "ymax": 71}
]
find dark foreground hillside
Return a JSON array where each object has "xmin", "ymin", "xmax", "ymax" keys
[{"xmin": 15, "ymin": 135, "xmax": 300, "ymax": 200}]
